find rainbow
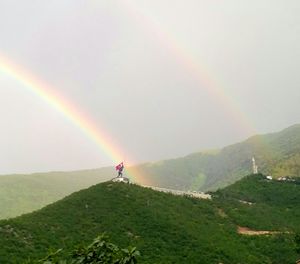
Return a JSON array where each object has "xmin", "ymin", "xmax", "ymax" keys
[
  {"xmin": 0, "ymin": 4, "xmax": 260, "ymax": 186},
  {"xmin": 0, "ymin": 55, "xmax": 148, "ymax": 183},
  {"xmin": 120, "ymin": 0, "xmax": 257, "ymax": 136}
]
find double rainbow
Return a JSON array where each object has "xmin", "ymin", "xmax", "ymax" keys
[{"xmin": 0, "ymin": 3, "xmax": 258, "ymax": 186}]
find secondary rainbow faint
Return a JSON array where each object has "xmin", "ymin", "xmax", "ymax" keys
[
  {"xmin": 0, "ymin": 55, "xmax": 148, "ymax": 184},
  {"xmin": 120, "ymin": 0, "xmax": 257, "ymax": 136}
]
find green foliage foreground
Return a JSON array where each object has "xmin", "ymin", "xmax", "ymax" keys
[{"xmin": 25, "ymin": 234, "xmax": 139, "ymax": 264}]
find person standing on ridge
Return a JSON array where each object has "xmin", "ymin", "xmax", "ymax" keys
[{"xmin": 115, "ymin": 162, "xmax": 124, "ymax": 177}]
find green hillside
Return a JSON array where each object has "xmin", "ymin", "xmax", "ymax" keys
[
  {"xmin": 0, "ymin": 168, "xmax": 114, "ymax": 219},
  {"xmin": 1, "ymin": 124, "xmax": 300, "ymax": 220},
  {"xmin": 138, "ymin": 124, "xmax": 300, "ymax": 192},
  {"xmin": 0, "ymin": 175, "xmax": 299, "ymax": 263},
  {"xmin": 214, "ymin": 174, "xmax": 300, "ymax": 231}
]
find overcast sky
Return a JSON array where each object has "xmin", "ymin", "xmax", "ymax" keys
[{"xmin": 0, "ymin": 0, "xmax": 299, "ymax": 174}]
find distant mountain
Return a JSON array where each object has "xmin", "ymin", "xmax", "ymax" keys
[
  {"xmin": 0, "ymin": 175, "xmax": 299, "ymax": 263},
  {"xmin": 0, "ymin": 124, "xmax": 299, "ymax": 219},
  {"xmin": 0, "ymin": 168, "xmax": 114, "ymax": 219},
  {"xmin": 135, "ymin": 123, "xmax": 300, "ymax": 191}
]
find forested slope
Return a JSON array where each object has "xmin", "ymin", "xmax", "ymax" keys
[{"xmin": 0, "ymin": 175, "xmax": 299, "ymax": 263}]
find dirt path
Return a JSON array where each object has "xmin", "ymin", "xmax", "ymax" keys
[{"xmin": 237, "ymin": 226, "xmax": 282, "ymax": 235}]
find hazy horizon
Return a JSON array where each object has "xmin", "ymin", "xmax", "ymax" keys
[
  {"xmin": 0, "ymin": 1, "xmax": 299, "ymax": 174},
  {"xmin": 0, "ymin": 121, "xmax": 297, "ymax": 176}
]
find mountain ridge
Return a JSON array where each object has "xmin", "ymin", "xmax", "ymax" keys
[{"xmin": 0, "ymin": 123, "xmax": 299, "ymax": 219}]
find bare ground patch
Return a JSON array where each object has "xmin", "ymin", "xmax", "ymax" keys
[{"xmin": 237, "ymin": 226, "xmax": 283, "ymax": 236}]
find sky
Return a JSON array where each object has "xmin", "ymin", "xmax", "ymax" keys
[{"xmin": 0, "ymin": 0, "xmax": 299, "ymax": 174}]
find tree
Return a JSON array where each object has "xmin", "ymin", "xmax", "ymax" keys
[{"xmin": 25, "ymin": 234, "xmax": 140, "ymax": 264}]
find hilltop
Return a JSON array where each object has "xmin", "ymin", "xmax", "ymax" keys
[
  {"xmin": 0, "ymin": 123, "xmax": 300, "ymax": 219},
  {"xmin": 0, "ymin": 175, "xmax": 299, "ymax": 263}
]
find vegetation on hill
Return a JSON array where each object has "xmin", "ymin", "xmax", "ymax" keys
[
  {"xmin": 0, "ymin": 168, "xmax": 113, "ymax": 219},
  {"xmin": 0, "ymin": 124, "xmax": 299, "ymax": 220},
  {"xmin": 0, "ymin": 175, "xmax": 299, "ymax": 263},
  {"xmin": 25, "ymin": 234, "xmax": 139, "ymax": 264},
  {"xmin": 213, "ymin": 174, "xmax": 300, "ymax": 231}
]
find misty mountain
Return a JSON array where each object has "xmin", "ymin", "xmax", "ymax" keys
[
  {"xmin": 0, "ymin": 124, "xmax": 299, "ymax": 219},
  {"xmin": 0, "ymin": 168, "xmax": 114, "ymax": 219},
  {"xmin": 135, "ymin": 123, "xmax": 300, "ymax": 191}
]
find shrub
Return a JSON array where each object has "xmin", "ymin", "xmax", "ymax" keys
[{"xmin": 25, "ymin": 234, "xmax": 139, "ymax": 264}]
